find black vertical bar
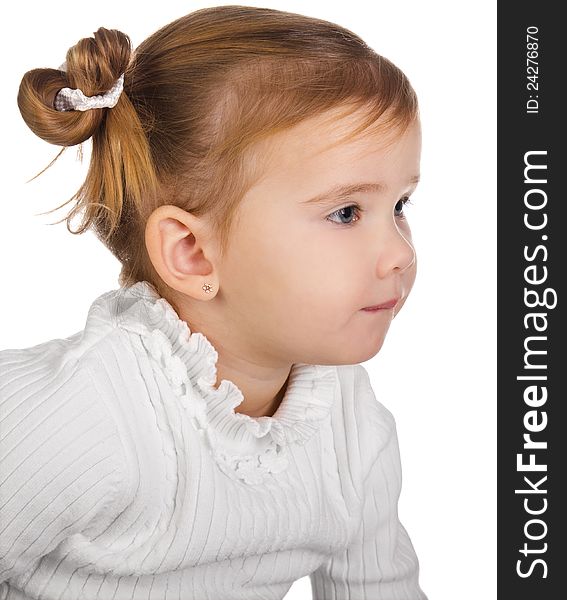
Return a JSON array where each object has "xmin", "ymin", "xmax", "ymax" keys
[{"xmin": 498, "ymin": 2, "xmax": 566, "ymax": 598}]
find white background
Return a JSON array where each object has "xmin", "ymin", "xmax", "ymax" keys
[{"xmin": 0, "ymin": 1, "xmax": 496, "ymax": 598}]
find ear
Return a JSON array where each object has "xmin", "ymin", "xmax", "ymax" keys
[{"xmin": 145, "ymin": 204, "xmax": 219, "ymax": 299}]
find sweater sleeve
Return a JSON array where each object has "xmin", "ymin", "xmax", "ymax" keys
[
  {"xmin": 310, "ymin": 365, "xmax": 428, "ymax": 600},
  {"xmin": 0, "ymin": 342, "xmax": 129, "ymax": 584}
]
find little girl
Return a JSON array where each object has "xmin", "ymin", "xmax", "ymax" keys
[{"xmin": 0, "ymin": 5, "xmax": 427, "ymax": 600}]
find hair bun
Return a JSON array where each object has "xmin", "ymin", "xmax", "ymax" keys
[{"xmin": 17, "ymin": 27, "xmax": 132, "ymax": 147}]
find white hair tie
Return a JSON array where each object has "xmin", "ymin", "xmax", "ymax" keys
[{"xmin": 54, "ymin": 61, "xmax": 125, "ymax": 112}]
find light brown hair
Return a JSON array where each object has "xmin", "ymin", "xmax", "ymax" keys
[{"xmin": 17, "ymin": 4, "xmax": 419, "ymax": 295}]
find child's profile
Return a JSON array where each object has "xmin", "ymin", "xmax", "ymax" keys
[{"xmin": 0, "ymin": 5, "xmax": 427, "ymax": 599}]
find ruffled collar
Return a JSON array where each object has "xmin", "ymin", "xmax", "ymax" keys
[{"xmin": 100, "ymin": 280, "xmax": 338, "ymax": 484}]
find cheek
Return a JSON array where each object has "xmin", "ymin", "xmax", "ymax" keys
[
  {"xmin": 225, "ymin": 209, "xmax": 365, "ymax": 326},
  {"xmin": 259, "ymin": 237, "xmax": 355, "ymax": 323}
]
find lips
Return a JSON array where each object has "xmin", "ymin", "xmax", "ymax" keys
[{"xmin": 363, "ymin": 297, "xmax": 400, "ymax": 310}]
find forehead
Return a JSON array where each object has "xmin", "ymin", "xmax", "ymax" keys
[{"xmin": 255, "ymin": 106, "xmax": 421, "ymax": 182}]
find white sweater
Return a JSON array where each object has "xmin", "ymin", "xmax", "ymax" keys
[{"xmin": 0, "ymin": 281, "xmax": 427, "ymax": 600}]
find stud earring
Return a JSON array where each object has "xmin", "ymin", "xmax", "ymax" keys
[{"xmin": 202, "ymin": 282, "xmax": 214, "ymax": 294}]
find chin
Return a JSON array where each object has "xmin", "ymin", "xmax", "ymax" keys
[
  {"xmin": 340, "ymin": 330, "xmax": 389, "ymax": 365},
  {"xmin": 364, "ymin": 337, "xmax": 387, "ymax": 361}
]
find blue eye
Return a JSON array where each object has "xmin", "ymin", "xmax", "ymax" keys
[{"xmin": 326, "ymin": 204, "xmax": 363, "ymax": 226}]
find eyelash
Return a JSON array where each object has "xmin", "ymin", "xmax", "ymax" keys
[{"xmin": 326, "ymin": 196, "xmax": 415, "ymax": 227}]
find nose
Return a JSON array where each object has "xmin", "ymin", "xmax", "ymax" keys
[{"xmin": 375, "ymin": 223, "xmax": 416, "ymax": 279}]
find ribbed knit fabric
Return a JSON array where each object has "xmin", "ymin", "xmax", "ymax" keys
[{"xmin": 0, "ymin": 281, "xmax": 427, "ymax": 600}]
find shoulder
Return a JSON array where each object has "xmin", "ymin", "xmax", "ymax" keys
[
  {"xmin": 0, "ymin": 282, "xmax": 141, "ymax": 420},
  {"xmin": 0, "ymin": 315, "xmax": 134, "ymax": 427},
  {"xmin": 0, "ymin": 330, "xmax": 134, "ymax": 544}
]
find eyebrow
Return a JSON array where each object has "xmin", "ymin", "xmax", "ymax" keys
[{"xmin": 300, "ymin": 175, "xmax": 421, "ymax": 206}]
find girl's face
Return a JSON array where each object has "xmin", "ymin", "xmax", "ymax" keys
[{"xmin": 213, "ymin": 107, "xmax": 422, "ymax": 367}]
